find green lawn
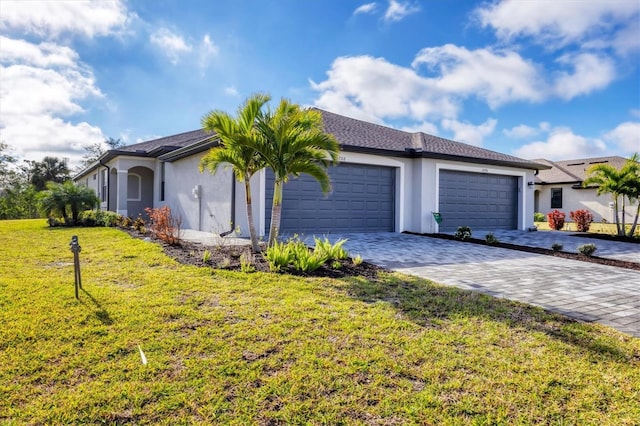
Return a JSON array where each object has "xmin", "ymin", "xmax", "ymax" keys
[
  {"xmin": 1, "ymin": 220, "xmax": 638, "ymax": 425},
  {"xmin": 535, "ymin": 221, "xmax": 640, "ymax": 236}
]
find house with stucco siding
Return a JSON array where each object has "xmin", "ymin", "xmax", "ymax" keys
[
  {"xmin": 74, "ymin": 109, "xmax": 550, "ymax": 236},
  {"xmin": 532, "ymin": 156, "xmax": 638, "ymax": 223}
]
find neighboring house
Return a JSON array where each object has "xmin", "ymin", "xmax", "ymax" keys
[
  {"xmin": 532, "ymin": 156, "xmax": 638, "ymax": 223},
  {"xmin": 74, "ymin": 109, "xmax": 549, "ymax": 236}
]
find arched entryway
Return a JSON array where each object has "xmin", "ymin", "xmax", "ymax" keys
[{"xmin": 127, "ymin": 166, "xmax": 154, "ymax": 219}]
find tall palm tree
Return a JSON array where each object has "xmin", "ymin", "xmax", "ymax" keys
[
  {"xmin": 30, "ymin": 156, "xmax": 69, "ymax": 191},
  {"xmin": 620, "ymin": 153, "xmax": 640, "ymax": 236},
  {"xmin": 199, "ymin": 93, "xmax": 271, "ymax": 252},
  {"xmin": 584, "ymin": 155, "xmax": 640, "ymax": 237},
  {"xmin": 253, "ymin": 100, "xmax": 340, "ymax": 247}
]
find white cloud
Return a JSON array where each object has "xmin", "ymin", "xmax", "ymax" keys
[
  {"xmin": 354, "ymin": 3, "xmax": 377, "ymax": 15},
  {"xmin": 513, "ymin": 127, "xmax": 607, "ymax": 160},
  {"xmin": 400, "ymin": 121, "xmax": 439, "ymax": 135},
  {"xmin": 311, "ymin": 55, "xmax": 459, "ymax": 124},
  {"xmin": 475, "ymin": 0, "xmax": 640, "ymax": 51},
  {"xmin": 504, "ymin": 122, "xmax": 550, "ymax": 139},
  {"xmin": 552, "ymin": 53, "xmax": 616, "ymax": 99},
  {"xmin": 0, "ymin": 0, "xmax": 129, "ymax": 38},
  {"xmin": 604, "ymin": 122, "xmax": 640, "ymax": 154},
  {"xmin": 503, "ymin": 124, "xmax": 539, "ymax": 139},
  {"xmin": 150, "ymin": 28, "xmax": 192, "ymax": 65},
  {"xmin": 0, "ymin": 37, "xmax": 105, "ymax": 165},
  {"xmin": 0, "ymin": 36, "xmax": 79, "ymax": 68},
  {"xmin": 441, "ymin": 118, "xmax": 497, "ymax": 146},
  {"xmin": 412, "ymin": 44, "xmax": 545, "ymax": 108},
  {"xmin": 383, "ymin": 0, "xmax": 420, "ymax": 23},
  {"xmin": 224, "ymin": 86, "xmax": 239, "ymax": 97},
  {"xmin": 198, "ymin": 34, "xmax": 219, "ymax": 73}
]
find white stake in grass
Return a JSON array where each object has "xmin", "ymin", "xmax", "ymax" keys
[{"xmin": 138, "ymin": 344, "xmax": 148, "ymax": 365}]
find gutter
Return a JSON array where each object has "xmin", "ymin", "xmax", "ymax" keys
[
  {"xmin": 219, "ymin": 176, "xmax": 236, "ymax": 237},
  {"xmin": 98, "ymin": 158, "xmax": 111, "ymax": 211}
]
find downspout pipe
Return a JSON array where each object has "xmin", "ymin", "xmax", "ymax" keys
[
  {"xmin": 98, "ymin": 159, "xmax": 111, "ymax": 211},
  {"xmin": 219, "ymin": 176, "xmax": 236, "ymax": 237}
]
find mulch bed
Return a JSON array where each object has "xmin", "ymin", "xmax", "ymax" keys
[
  {"xmin": 570, "ymin": 233, "xmax": 639, "ymax": 244},
  {"xmin": 123, "ymin": 228, "xmax": 384, "ymax": 279},
  {"xmin": 409, "ymin": 232, "xmax": 640, "ymax": 271}
]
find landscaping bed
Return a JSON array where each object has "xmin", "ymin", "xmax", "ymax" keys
[
  {"xmin": 123, "ymin": 228, "xmax": 385, "ymax": 279},
  {"xmin": 409, "ymin": 232, "xmax": 640, "ymax": 271}
]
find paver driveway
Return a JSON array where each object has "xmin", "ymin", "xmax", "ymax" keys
[{"xmin": 329, "ymin": 232, "xmax": 640, "ymax": 337}]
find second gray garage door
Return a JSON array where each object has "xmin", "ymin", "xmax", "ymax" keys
[
  {"xmin": 439, "ymin": 170, "xmax": 518, "ymax": 232},
  {"xmin": 265, "ymin": 163, "xmax": 395, "ymax": 234}
]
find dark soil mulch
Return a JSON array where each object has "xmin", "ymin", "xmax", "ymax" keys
[
  {"xmin": 124, "ymin": 228, "xmax": 385, "ymax": 279},
  {"xmin": 410, "ymin": 232, "xmax": 640, "ymax": 271},
  {"xmin": 570, "ymin": 233, "xmax": 639, "ymax": 244}
]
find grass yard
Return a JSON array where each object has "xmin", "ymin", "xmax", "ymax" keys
[
  {"xmin": 535, "ymin": 221, "xmax": 640, "ymax": 236},
  {"xmin": 1, "ymin": 220, "xmax": 639, "ymax": 425}
]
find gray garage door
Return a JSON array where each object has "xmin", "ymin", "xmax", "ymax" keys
[
  {"xmin": 439, "ymin": 170, "xmax": 518, "ymax": 232},
  {"xmin": 265, "ymin": 163, "xmax": 395, "ymax": 234}
]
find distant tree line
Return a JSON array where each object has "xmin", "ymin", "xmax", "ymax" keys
[{"xmin": 0, "ymin": 138, "xmax": 122, "ymax": 220}]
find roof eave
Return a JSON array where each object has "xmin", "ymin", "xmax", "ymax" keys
[{"xmin": 158, "ymin": 137, "xmax": 218, "ymax": 162}]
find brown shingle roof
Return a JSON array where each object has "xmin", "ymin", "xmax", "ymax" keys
[
  {"xmin": 318, "ymin": 108, "xmax": 547, "ymax": 170},
  {"xmin": 75, "ymin": 108, "xmax": 549, "ymax": 179},
  {"xmin": 534, "ymin": 156, "xmax": 630, "ymax": 184}
]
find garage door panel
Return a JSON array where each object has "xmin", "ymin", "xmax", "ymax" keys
[
  {"xmin": 439, "ymin": 170, "xmax": 517, "ymax": 232},
  {"xmin": 266, "ymin": 164, "xmax": 395, "ymax": 234}
]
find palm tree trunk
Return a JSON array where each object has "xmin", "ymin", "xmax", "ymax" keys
[
  {"xmin": 244, "ymin": 180, "xmax": 261, "ymax": 253},
  {"xmin": 628, "ymin": 203, "xmax": 640, "ymax": 237},
  {"xmin": 268, "ymin": 179, "xmax": 283, "ymax": 247},
  {"xmin": 621, "ymin": 196, "xmax": 627, "ymax": 236},
  {"xmin": 613, "ymin": 196, "xmax": 623, "ymax": 236}
]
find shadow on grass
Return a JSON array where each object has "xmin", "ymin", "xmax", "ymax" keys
[
  {"xmin": 79, "ymin": 287, "xmax": 114, "ymax": 326},
  {"xmin": 341, "ymin": 273, "xmax": 638, "ymax": 363}
]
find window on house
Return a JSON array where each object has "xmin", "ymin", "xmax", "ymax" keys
[
  {"xmin": 101, "ymin": 169, "xmax": 107, "ymax": 202},
  {"xmin": 551, "ymin": 188, "xmax": 562, "ymax": 208},
  {"xmin": 127, "ymin": 173, "xmax": 141, "ymax": 201},
  {"xmin": 160, "ymin": 162, "xmax": 165, "ymax": 202},
  {"xmin": 93, "ymin": 173, "xmax": 97, "ymax": 180}
]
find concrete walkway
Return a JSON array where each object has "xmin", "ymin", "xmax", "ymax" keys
[{"xmin": 328, "ymin": 232, "xmax": 640, "ymax": 338}]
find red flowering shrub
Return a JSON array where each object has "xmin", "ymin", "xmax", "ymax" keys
[
  {"xmin": 144, "ymin": 206, "xmax": 182, "ymax": 245},
  {"xmin": 570, "ymin": 209, "xmax": 594, "ymax": 232},
  {"xmin": 547, "ymin": 210, "xmax": 565, "ymax": 230}
]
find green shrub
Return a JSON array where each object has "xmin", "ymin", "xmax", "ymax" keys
[
  {"xmin": 202, "ymin": 250, "xmax": 212, "ymax": 264},
  {"xmin": 265, "ymin": 237, "xmax": 331, "ymax": 273},
  {"xmin": 313, "ymin": 237, "xmax": 348, "ymax": 261},
  {"xmin": 265, "ymin": 240, "xmax": 295, "ymax": 272},
  {"xmin": 485, "ymin": 233, "xmax": 498, "ymax": 245},
  {"xmin": 533, "ymin": 212, "xmax": 545, "ymax": 222},
  {"xmin": 98, "ymin": 211, "xmax": 120, "ymax": 227},
  {"xmin": 551, "ymin": 243, "xmax": 563, "ymax": 252},
  {"xmin": 132, "ymin": 215, "xmax": 146, "ymax": 232},
  {"xmin": 454, "ymin": 226, "xmax": 472, "ymax": 241},
  {"xmin": 290, "ymin": 239, "xmax": 326, "ymax": 272},
  {"xmin": 240, "ymin": 252, "xmax": 255, "ymax": 273},
  {"xmin": 352, "ymin": 254, "xmax": 363, "ymax": 266},
  {"xmin": 577, "ymin": 243, "xmax": 597, "ymax": 257}
]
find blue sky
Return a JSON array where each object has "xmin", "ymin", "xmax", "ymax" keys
[{"xmin": 1, "ymin": 0, "xmax": 639, "ymax": 168}]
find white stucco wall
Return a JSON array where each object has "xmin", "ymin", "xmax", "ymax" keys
[
  {"xmin": 535, "ymin": 184, "xmax": 638, "ymax": 224},
  {"xmin": 162, "ymin": 155, "xmax": 234, "ymax": 233}
]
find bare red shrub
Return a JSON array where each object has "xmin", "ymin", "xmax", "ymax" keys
[
  {"xmin": 144, "ymin": 206, "xmax": 182, "ymax": 245},
  {"xmin": 547, "ymin": 210, "xmax": 566, "ymax": 231},
  {"xmin": 570, "ymin": 209, "xmax": 594, "ymax": 232}
]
